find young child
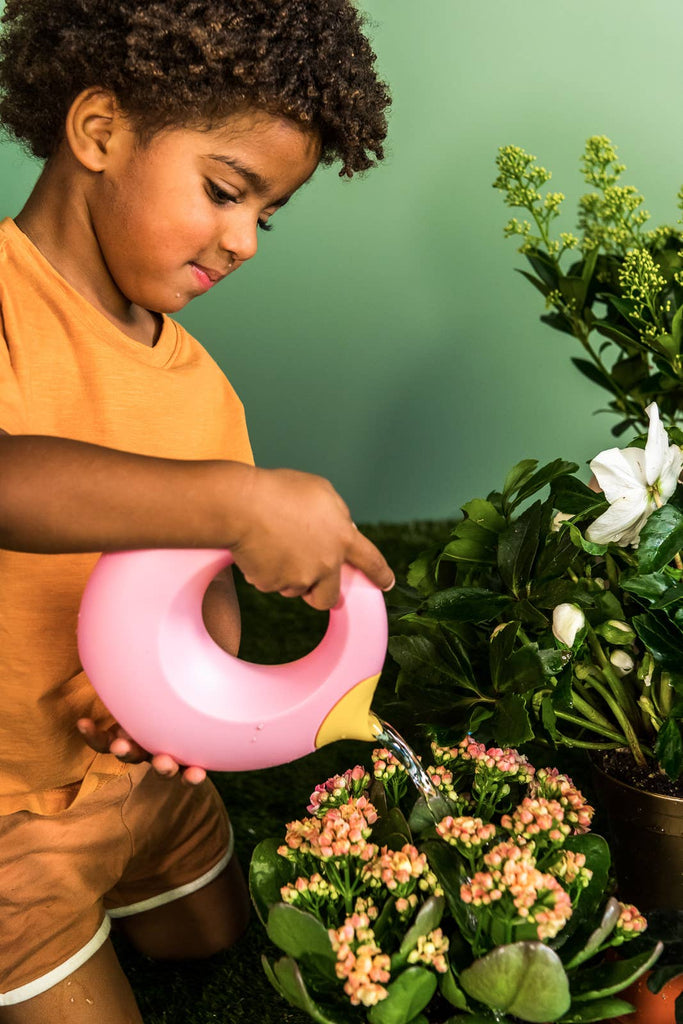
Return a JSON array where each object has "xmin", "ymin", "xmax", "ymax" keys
[{"xmin": 0, "ymin": 1, "xmax": 394, "ymax": 1020}]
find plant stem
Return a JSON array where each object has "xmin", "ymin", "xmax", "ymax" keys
[
  {"xmin": 586, "ymin": 631, "xmax": 640, "ymax": 723},
  {"xmin": 571, "ymin": 684, "xmax": 620, "ymax": 733},
  {"xmin": 583, "ymin": 669, "xmax": 647, "ymax": 766},
  {"xmin": 554, "ymin": 709, "xmax": 625, "ymax": 743}
]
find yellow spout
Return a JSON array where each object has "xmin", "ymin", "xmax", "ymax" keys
[{"xmin": 314, "ymin": 674, "xmax": 383, "ymax": 748}]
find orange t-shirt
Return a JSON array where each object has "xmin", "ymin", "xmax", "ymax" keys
[{"xmin": 0, "ymin": 218, "xmax": 254, "ymax": 815}]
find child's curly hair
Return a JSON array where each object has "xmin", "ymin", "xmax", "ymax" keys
[{"xmin": 0, "ymin": 0, "xmax": 390, "ymax": 177}]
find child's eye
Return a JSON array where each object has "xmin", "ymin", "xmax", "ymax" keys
[
  {"xmin": 206, "ymin": 181, "xmax": 236, "ymax": 205},
  {"xmin": 258, "ymin": 220, "xmax": 274, "ymax": 233}
]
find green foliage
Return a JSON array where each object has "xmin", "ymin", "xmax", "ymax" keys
[
  {"xmin": 459, "ymin": 943, "xmax": 571, "ymax": 1022},
  {"xmin": 494, "ymin": 136, "xmax": 683, "ymax": 437},
  {"xmin": 391, "ymin": 448, "xmax": 683, "ymax": 778}
]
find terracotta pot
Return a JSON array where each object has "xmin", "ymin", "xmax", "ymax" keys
[
  {"xmin": 613, "ymin": 969, "xmax": 683, "ymax": 1024},
  {"xmin": 590, "ymin": 759, "xmax": 683, "ymax": 911}
]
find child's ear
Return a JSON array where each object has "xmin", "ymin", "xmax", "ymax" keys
[{"xmin": 64, "ymin": 88, "xmax": 126, "ymax": 172}]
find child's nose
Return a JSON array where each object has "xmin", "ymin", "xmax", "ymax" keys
[{"xmin": 219, "ymin": 213, "xmax": 258, "ymax": 264}]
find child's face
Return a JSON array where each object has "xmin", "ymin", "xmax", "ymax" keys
[{"xmin": 89, "ymin": 108, "xmax": 321, "ymax": 314}]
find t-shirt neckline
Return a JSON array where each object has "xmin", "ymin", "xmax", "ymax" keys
[{"xmin": 3, "ymin": 218, "xmax": 180, "ymax": 368}]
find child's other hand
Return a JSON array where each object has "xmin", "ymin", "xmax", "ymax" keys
[
  {"xmin": 230, "ymin": 467, "xmax": 395, "ymax": 610},
  {"xmin": 76, "ymin": 718, "xmax": 206, "ymax": 785}
]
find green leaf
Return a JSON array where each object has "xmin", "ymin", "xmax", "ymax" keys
[
  {"xmin": 516, "ymin": 268, "xmax": 550, "ymax": 298},
  {"xmin": 571, "ymin": 358, "xmax": 615, "ymax": 394},
  {"xmin": 396, "ymin": 896, "xmax": 445, "ymax": 963},
  {"xmin": 267, "ymin": 903, "xmax": 336, "ymax": 963},
  {"xmin": 460, "ymin": 942, "xmax": 571, "ymax": 1022},
  {"xmin": 438, "ymin": 967, "xmax": 469, "ymax": 1010},
  {"xmin": 632, "ymin": 610, "xmax": 683, "ymax": 672},
  {"xmin": 673, "ymin": 304, "xmax": 683, "ymax": 352},
  {"xmin": 637, "ymin": 504, "xmax": 683, "ymax": 573},
  {"xmin": 525, "ymin": 248, "xmax": 560, "ymax": 289},
  {"xmin": 568, "ymin": 522, "xmax": 608, "ymax": 556},
  {"xmin": 655, "ymin": 716, "xmax": 683, "ymax": 780},
  {"xmin": 491, "ymin": 693, "xmax": 533, "ymax": 746},
  {"xmin": 249, "ymin": 838, "xmax": 295, "ymax": 926},
  {"xmin": 651, "ymin": 582, "xmax": 683, "ymax": 610},
  {"xmin": 503, "ymin": 459, "xmax": 539, "ymax": 501},
  {"xmin": 373, "ymin": 805, "xmax": 413, "ymax": 849},
  {"xmin": 558, "ymin": 997, "xmax": 637, "ymax": 1022},
  {"xmin": 439, "ymin": 537, "xmax": 497, "ymax": 566},
  {"xmin": 558, "ymin": 842, "xmax": 613, "ymax": 962},
  {"xmin": 551, "ymin": 476, "xmax": 608, "ymax": 517},
  {"xmin": 570, "ymin": 944, "xmax": 663, "ymax": 1001},
  {"xmin": 621, "ymin": 570, "xmax": 672, "ymax": 601},
  {"xmin": 262, "ymin": 955, "xmax": 345, "ymax": 1024},
  {"xmin": 495, "ymin": 646, "xmax": 546, "ymax": 696},
  {"xmin": 511, "ymin": 460, "xmax": 580, "ymax": 510},
  {"xmin": 442, "ymin": 1016, "xmax": 497, "ymax": 1024},
  {"xmin": 541, "ymin": 695, "xmax": 560, "ymax": 740},
  {"xmin": 419, "ymin": 840, "xmax": 476, "ymax": 941},
  {"xmin": 498, "ymin": 500, "xmax": 544, "ymax": 597},
  {"xmin": 461, "ymin": 498, "xmax": 507, "ymax": 533},
  {"xmin": 367, "ymin": 967, "xmax": 437, "ymax": 1024},
  {"xmin": 425, "ymin": 587, "xmax": 510, "ymax": 623},
  {"xmin": 388, "ymin": 635, "xmax": 470, "ymax": 689}
]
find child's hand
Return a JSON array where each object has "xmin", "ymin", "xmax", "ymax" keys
[
  {"xmin": 229, "ymin": 467, "xmax": 395, "ymax": 610},
  {"xmin": 76, "ymin": 718, "xmax": 206, "ymax": 785}
]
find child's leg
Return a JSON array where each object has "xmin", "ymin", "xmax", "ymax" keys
[
  {"xmin": 115, "ymin": 854, "xmax": 249, "ymax": 960},
  {"xmin": 0, "ymin": 940, "xmax": 142, "ymax": 1024}
]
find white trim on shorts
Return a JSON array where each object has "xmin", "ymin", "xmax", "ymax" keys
[
  {"xmin": 0, "ymin": 916, "xmax": 112, "ymax": 1006},
  {"xmin": 0, "ymin": 836, "xmax": 233, "ymax": 1006},
  {"xmin": 107, "ymin": 830, "xmax": 234, "ymax": 918}
]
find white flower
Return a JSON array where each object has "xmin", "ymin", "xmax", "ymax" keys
[
  {"xmin": 552, "ymin": 603, "xmax": 585, "ymax": 647},
  {"xmin": 586, "ymin": 403, "xmax": 683, "ymax": 547},
  {"xmin": 610, "ymin": 650, "xmax": 635, "ymax": 676}
]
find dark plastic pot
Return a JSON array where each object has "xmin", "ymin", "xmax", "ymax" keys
[{"xmin": 590, "ymin": 759, "xmax": 683, "ymax": 911}]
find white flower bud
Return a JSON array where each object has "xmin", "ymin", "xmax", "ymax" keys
[
  {"xmin": 552, "ymin": 604, "xmax": 585, "ymax": 647},
  {"xmin": 610, "ymin": 649, "xmax": 635, "ymax": 676}
]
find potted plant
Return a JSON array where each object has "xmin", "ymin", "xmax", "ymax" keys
[
  {"xmin": 492, "ymin": 135, "xmax": 683, "ymax": 437},
  {"xmin": 388, "ymin": 402, "xmax": 683, "ymax": 911},
  {"xmin": 249, "ymin": 740, "xmax": 662, "ymax": 1023}
]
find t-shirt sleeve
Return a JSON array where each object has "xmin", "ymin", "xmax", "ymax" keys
[{"xmin": 0, "ymin": 308, "xmax": 28, "ymax": 433}]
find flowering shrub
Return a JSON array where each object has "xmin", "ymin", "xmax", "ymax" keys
[
  {"xmin": 249, "ymin": 740, "xmax": 660, "ymax": 1023},
  {"xmin": 390, "ymin": 403, "xmax": 683, "ymax": 781},
  {"xmin": 493, "ymin": 135, "xmax": 683, "ymax": 438}
]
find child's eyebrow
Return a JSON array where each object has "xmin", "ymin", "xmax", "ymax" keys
[{"xmin": 208, "ymin": 155, "xmax": 272, "ymax": 197}]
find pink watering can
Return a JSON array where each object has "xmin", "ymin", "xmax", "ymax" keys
[{"xmin": 77, "ymin": 549, "xmax": 388, "ymax": 771}]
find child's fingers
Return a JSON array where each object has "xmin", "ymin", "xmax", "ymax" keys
[{"xmin": 346, "ymin": 530, "xmax": 395, "ymax": 593}]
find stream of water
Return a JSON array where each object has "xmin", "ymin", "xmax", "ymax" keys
[{"xmin": 372, "ymin": 718, "xmax": 451, "ymax": 822}]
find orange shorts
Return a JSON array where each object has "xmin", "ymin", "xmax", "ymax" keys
[{"xmin": 0, "ymin": 761, "xmax": 233, "ymax": 1006}]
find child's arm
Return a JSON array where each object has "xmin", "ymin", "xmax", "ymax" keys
[
  {"xmin": 0, "ymin": 431, "xmax": 394, "ymax": 781},
  {"xmin": 0, "ymin": 433, "xmax": 394, "ymax": 607}
]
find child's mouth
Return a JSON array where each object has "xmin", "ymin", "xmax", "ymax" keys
[{"xmin": 190, "ymin": 262, "xmax": 223, "ymax": 291}]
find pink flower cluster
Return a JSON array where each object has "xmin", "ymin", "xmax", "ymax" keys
[
  {"xmin": 281, "ymin": 872, "xmax": 340, "ymax": 907},
  {"xmin": 371, "ymin": 747, "xmax": 407, "ymax": 783},
  {"xmin": 329, "ymin": 912, "xmax": 391, "ymax": 1007},
  {"xmin": 614, "ymin": 902, "xmax": 648, "ymax": 943},
  {"xmin": 307, "ymin": 766, "xmax": 370, "ymax": 816},
  {"xmin": 364, "ymin": 843, "xmax": 439, "ymax": 898},
  {"xmin": 530, "ymin": 768, "xmax": 594, "ymax": 833},
  {"xmin": 406, "ymin": 928, "xmax": 449, "ymax": 973},
  {"xmin": 461, "ymin": 841, "xmax": 573, "ymax": 940},
  {"xmin": 436, "ymin": 815, "xmax": 497, "ymax": 850},
  {"xmin": 547, "ymin": 850, "xmax": 592, "ymax": 891},
  {"xmin": 501, "ymin": 797, "xmax": 571, "ymax": 846},
  {"xmin": 427, "ymin": 764, "xmax": 457, "ymax": 799},
  {"xmin": 279, "ymin": 795, "xmax": 378, "ymax": 861}
]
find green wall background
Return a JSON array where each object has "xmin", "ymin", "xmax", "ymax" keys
[{"xmin": 1, "ymin": 0, "xmax": 682, "ymax": 522}]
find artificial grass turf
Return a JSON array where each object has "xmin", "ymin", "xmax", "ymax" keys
[{"xmin": 112, "ymin": 519, "xmax": 455, "ymax": 1023}]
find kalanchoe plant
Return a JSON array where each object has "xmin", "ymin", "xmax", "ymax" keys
[
  {"xmin": 389, "ymin": 403, "xmax": 683, "ymax": 783},
  {"xmin": 494, "ymin": 136, "xmax": 683, "ymax": 436},
  {"xmin": 249, "ymin": 740, "xmax": 661, "ymax": 1023}
]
